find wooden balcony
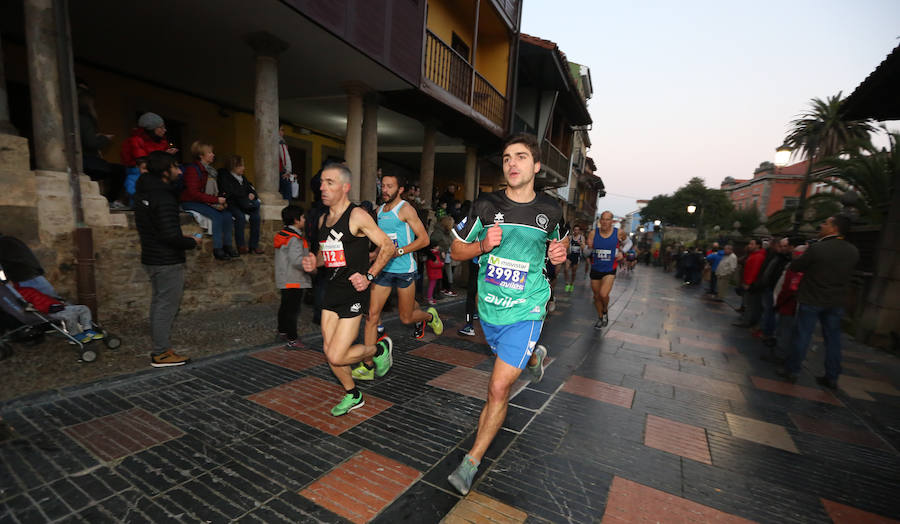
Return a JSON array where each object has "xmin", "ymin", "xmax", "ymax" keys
[{"xmin": 424, "ymin": 30, "xmax": 507, "ymax": 129}]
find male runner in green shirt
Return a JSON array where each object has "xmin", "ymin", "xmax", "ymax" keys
[{"xmin": 447, "ymin": 134, "xmax": 568, "ymax": 495}]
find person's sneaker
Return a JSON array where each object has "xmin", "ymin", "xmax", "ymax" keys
[
  {"xmin": 373, "ymin": 336, "xmax": 393, "ymax": 378},
  {"xmin": 527, "ymin": 344, "xmax": 547, "ymax": 383},
  {"xmin": 377, "ymin": 324, "xmax": 385, "ymax": 336},
  {"xmin": 331, "ymin": 392, "xmax": 365, "ymax": 416},
  {"xmin": 82, "ymin": 329, "xmax": 105, "ymax": 341},
  {"xmin": 285, "ymin": 339, "xmax": 303, "ymax": 350},
  {"xmin": 548, "ymin": 299, "xmax": 556, "ymax": 312},
  {"xmin": 815, "ymin": 375, "xmax": 838, "ymax": 390},
  {"xmin": 448, "ymin": 455, "xmax": 479, "ymax": 496},
  {"xmin": 442, "ymin": 290, "xmax": 458, "ymax": 297},
  {"xmin": 427, "ymin": 307, "xmax": 443, "ymax": 335},
  {"xmin": 426, "ymin": 298, "xmax": 437, "ymax": 306},
  {"xmin": 75, "ymin": 331, "xmax": 94, "ymax": 344},
  {"xmin": 109, "ymin": 201, "xmax": 130, "ymax": 210},
  {"xmin": 594, "ymin": 318, "xmax": 604, "ymax": 330},
  {"xmin": 351, "ymin": 363, "xmax": 375, "ymax": 381},
  {"xmin": 150, "ymin": 350, "xmax": 190, "ymax": 368},
  {"xmin": 458, "ymin": 323, "xmax": 476, "ymax": 336},
  {"xmin": 601, "ymin": 313, "xmax": 609, "ymax": 327},
  {"xmin": 414, "ymin": 321, "xmax": 425, "ymax": 339}
]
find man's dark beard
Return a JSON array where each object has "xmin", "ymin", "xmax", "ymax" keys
[{"xmin": 383, "ymin": 190, "xmax": 399, "ymax": 203}]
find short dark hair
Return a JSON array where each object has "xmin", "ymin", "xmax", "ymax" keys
[
  {"xmin": 225, "ymin": 155, "xmax": 244, "ymax": 172},
  {"xmin": 146, "ymin": 151, "xmax": 176, "ymax": 176},
  {"xmin": 281, "ymin": 205, "xmax": 304, "ymax": 225},
  {"xmin": 502, "ymin": 133, "xmax": 541, "ymax": 163},
  {"xmin": 381, "ymin": 173, "xmax": 406, "ymax": 190},
  {"xmin": 788, "ymin": 236, "xmax": 804, "ymax": 247},
  {"xmin": 831, "ymin": 215, "xmax": 851, "ymax": 236}
]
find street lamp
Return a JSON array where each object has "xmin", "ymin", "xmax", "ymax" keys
[
  {"xmin": 774, "ymin": 143, "xmax": 792, "ymax": 169},
  {"xmin": 687, "ymin": 203, "xmax": 703, "ymax": 241},
  {"xmin": 687, "ymin": 204, "xmax": 697, "ymax": 214}
]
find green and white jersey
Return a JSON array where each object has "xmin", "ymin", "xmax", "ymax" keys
[{"xmin": 453, "ymin": 190, "xmax": 564, "ymax": 325}]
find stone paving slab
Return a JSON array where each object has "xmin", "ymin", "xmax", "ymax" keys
[{"xmin": 2, "ymin": 268, "xmax": 900, "ymax": 523}]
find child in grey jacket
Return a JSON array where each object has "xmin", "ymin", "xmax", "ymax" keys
[{"xmin": 274, "ymin": 205, "xmax": 313, "ymax": 347}]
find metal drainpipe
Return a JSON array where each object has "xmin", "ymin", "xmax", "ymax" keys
[{"xmin": 54, "ymin": 0, "xmax": 97, "ymax": 316}]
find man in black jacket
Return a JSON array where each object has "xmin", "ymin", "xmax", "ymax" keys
[
  {"xmin": 134, "ymin": 151, "xmax": 198, "ymax": 367},
  {"xmin": 780, "ymin": 216, "xmax": 859, "ymax": 388}
]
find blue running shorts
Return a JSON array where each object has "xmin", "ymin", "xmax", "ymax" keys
[{"xmin": 480, "ymin": 319, "xmax": 544, "ymax": 369}]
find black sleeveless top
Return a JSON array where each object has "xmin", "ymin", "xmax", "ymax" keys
[{"xmin": 318, "ymin": 203, "xmax": 369, "ymax": 292}]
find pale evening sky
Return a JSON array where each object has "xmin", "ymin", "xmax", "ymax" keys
[{"xmin": 521, "ymin": 0, "xmax": 900, "ymax": 218}]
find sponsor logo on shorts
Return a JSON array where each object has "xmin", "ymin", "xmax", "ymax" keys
[
  {"xmin": 483, "ymin": 293, "xmax": 526, "ymax": 308},
  {"xmin": 350, "ymin": 303, "xmax": 361, "ymax": 313}
]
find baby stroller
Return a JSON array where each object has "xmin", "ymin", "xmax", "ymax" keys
[{"xmin": 0, "ymin": 264, "xmax": 120, "ymax": 363}]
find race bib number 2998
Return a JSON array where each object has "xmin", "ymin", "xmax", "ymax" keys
[{"xmin": 484, "ymin": 254, "xmax": 529, "ymax": 292}]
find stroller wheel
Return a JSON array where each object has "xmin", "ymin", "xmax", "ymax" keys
[
  {"xmin": 104, "ymin": 337, "xmax": 121, "ymax": 350},
  {"xmin": 0, "ymin": 342, "xmax": 13, "ymax": 361},
  {"xmin": 80, "ymin": 349, "xmax": 97, "ymax": 363}
]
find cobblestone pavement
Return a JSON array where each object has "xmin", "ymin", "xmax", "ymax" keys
[{"xmin": 2, "ymin": 266, "xmax": 899, "ymax": 523}]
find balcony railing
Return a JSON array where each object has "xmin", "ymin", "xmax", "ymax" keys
[
  {"xmin": 424, "ymin": 30, "xmax": 507, "ymax": 128},
  {"xmin": 541, "ymin": 139, "xmax": 569, "ymax": 179}
]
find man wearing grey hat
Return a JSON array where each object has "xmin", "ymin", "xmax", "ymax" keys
[{"xmin": 121, "ymin": 112, "xmax": 179, "ymax": 200}]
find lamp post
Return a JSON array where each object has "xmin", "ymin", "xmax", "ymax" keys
[
  {"xmin": 687, "ymin": 202, "xmax": 703, "ymax": 242},
  {"xmin": 774, "ymin": 143, "xmax": 792, "ymax": 172}
]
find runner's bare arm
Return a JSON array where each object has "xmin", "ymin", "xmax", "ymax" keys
[
  {"xmin": 351, "ymin": 207, "xmax": 394, "ymax": 277},
  {"xmin": 451, "ymin": 238, "xmax": 482, "ymax": 262},
  {"xmin": 398, "ymin": 203, "xmax": 430, "ymax": 254}
]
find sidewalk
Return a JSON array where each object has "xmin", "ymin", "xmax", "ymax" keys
[{"xmin": 2, "ymin": 266, "xmax": 899, "ymax": 523}]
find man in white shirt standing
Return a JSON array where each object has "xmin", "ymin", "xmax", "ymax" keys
[
  {"xmin": 714, "ymin": 244, "xmax": 737, "ymax": 302},
  {"xmin": 278, "ymin": 125, "xmax": 298, "ymax": 201}
]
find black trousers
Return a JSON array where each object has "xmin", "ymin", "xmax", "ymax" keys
[{"xmin": 278, "ymin": 288, "xmax": 304, "ymax": 340}]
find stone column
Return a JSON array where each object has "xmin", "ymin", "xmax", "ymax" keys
[
  {"xmin": 245, "ymin": 31, "xmax": 288, "ymax": 219},
  {"xmin": 344, "ymin": 83, "xmax": 366, "ymax": 202},
  {"xmin": 360, "ymin": 92, "xmax": 378, "ymax": 204},
  {"xmin": 464, "ymin": 145, "xmax": 478, "ymax": 201},
  {"xmin": 0, "ymin": 34, "xmax": 18, "ymax": 135},
  {"xmin": 419, "ymin": 122, "xmax": 437, "ymax": 208},
  {"xmin": 24, "ymin": 0, "xmax": 67, "ymax": 171}
]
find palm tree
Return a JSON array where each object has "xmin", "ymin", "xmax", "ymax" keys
[
  {"xmin": 816, "ymin": 128, "xmax": 898, "ymax": 224},
  {"xmin": 783, "ymin": 92, "xmax": 875, "ymax": 232}
]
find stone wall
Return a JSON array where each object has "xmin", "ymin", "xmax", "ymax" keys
[{"xmin": 42, "ymin": 214, "xmax": 285, "ymax": 324}]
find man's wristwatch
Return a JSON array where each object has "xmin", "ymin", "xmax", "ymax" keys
[
  {"xmin": 397, "ymin": 247, "xmax": 405, "ymax": 256},
  {"xmin": 366, "ymin": 272, "xmax": 375, "ymax": 282}
]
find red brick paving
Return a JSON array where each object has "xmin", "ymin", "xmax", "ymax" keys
[
  {"xmin": 645, "ymin": 365, "xmax": 745, "ymax": 401},
  {"xmin": 251, "ymin": 346, "xmax": 327, "ymax": 371},
  {"xmin": 821, "ymin": 498, "xmax": 900, "ymax": 524},
  {"xmin": 677, "ymin": 338, "xmax": 739, "ymax": 355},
  {"xmin": 789, "ymin": 413, "xmax": 889, "ymax": 450},
  {"xmin": 669, "ymin": 326, "xmax": 725, "ymax": 339},
  {"xmin": 300, "ymin": 450, "xmax": 420, "ymax": 524},
  {"xmin": 561, "ymin": 375, "xmax": 635, "ymax": 408},
  {"xmin": 444, "ymin": 492, "xmax": 528, "ymax": 523},
  {"xmin": 64, "ymin": 408, "xmax": 184, "ymax": 461},
  {"xmin": 644, "ymin": 414, "xmax": 712, "ymax": 464},
  {"xmin": 601, "ymin": 476, "xmax": 755, "ymax": 523},
  {"xmin": 409, "ymin": 343, "xmax": 488, "ymax": 368},
  {"xmin": 248, "ymin": 376, "xmax": 392, "ymax": 436},
  {"xmin": 428, "ymin": 367, "xmax": 492, "ymax": 400},
  {"xmin": 750, "ymin": 376, "xmax": 843, "ymax": 406},
  {"xmin": 607, "ymin": 330, "xmax": 671, "ymax": 351}
]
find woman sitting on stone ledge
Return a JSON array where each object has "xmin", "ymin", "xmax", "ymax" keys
[{"xmin": 180, "ymin": 141, "xmax": 237, "ymax": 261}]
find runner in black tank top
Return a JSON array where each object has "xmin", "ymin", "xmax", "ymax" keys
[
  {"xmin": 301, "ymin": 164, "xmax": 397, "ymax": 417},
  {"xmin": 320, "ymin": 203, "xmax": 370, "ymax": 317}
]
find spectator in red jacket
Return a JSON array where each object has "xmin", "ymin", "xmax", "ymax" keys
[
  {"xmin": 120, "ymin": 112, "xmax": 178, "ymax": 200},
  {"xmin": 768, "ymin": 244, "xmax": 807, "ymax": 362},
  {"xmin": 733, "ymin": 238, "xmax": 766, "ymax": 328},
  {"xmin": 180, "ymin": 141, "xmax": 236, "ymax": 260}
]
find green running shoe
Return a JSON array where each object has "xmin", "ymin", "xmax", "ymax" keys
[
  {"xmin": 373, "ymin": 336, "xmax": 393, "ymax": 378},
  {"xmin": 427, "ymin": 307, "xmax": 443, "ymax": 335},
  {"xmin": 448, "ymin": 455, "xmax": 479, "ymax": 495},
  {"xmin": 528, "ymin": 344, "xmax": 547, "ymax": 383},
  {"xmin": 351, "ymin": 363, "xmax": 374, "ymax": 381},
  {"xmin": 331, "ymin": 392, "xmax": 364, "ymax": 416}
]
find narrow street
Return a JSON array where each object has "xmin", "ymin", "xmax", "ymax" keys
[{"xmin": 2, "ymin": 266, "xmax": 899, "ymax": 523}]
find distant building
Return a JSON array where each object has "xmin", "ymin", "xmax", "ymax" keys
[{"xmin": 720, "ymin": 160, "xmax": 835, "ymax": 217}]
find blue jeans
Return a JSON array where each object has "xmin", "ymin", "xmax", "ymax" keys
[
  {"xmin": 228, "ymin": 202, "xmax": 261, "ymax": 249},
  {"xmin": 181, "ymin": 202, "xmax": 233, "ymax": 249},
  {"xmin": 761, "ymin": 287, "xmax": 776, "ymax": 337},
  {"xmin": 786, "ymin": 303, "xmax": 844, "ymax": 379}
]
